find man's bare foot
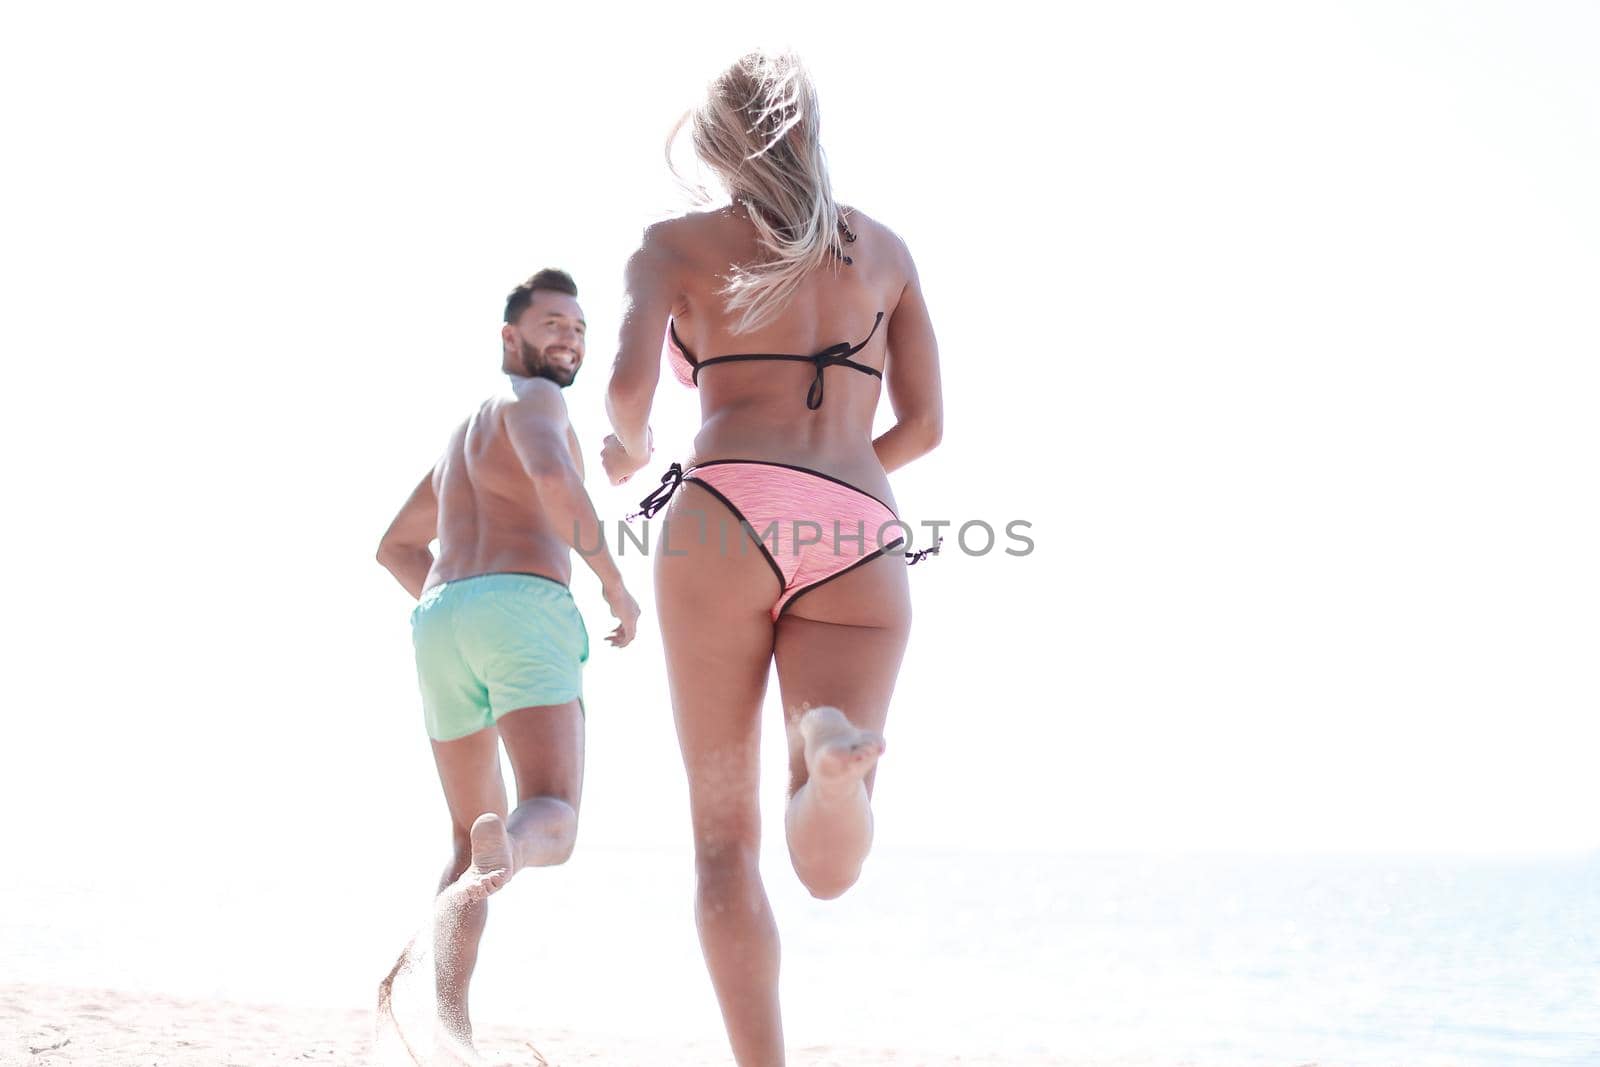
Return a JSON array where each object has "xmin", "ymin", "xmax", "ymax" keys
[
  {"xmin": 444, "ymin": 812, "xmax": 514, "ymax": 904},
  {"xmin": 798, "ymin": 706, "xmax": 885, "ymax": 800}
]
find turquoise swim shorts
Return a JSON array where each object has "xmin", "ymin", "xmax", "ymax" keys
[{"xmin": 410, "ymin": 572, "xmax": 589, "ymax": 741}]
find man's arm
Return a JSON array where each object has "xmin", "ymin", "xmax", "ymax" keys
[
  {"xmin": 566, "ymin": 423, "xmax": 586, "ymax": 482},
  {"xmin": 874, "ymin": 234, "xmax": 944, "ymax": 474},
  {"xmin": 506, "ymin": 382, "xmax": 640, "ymax": 645},
  {"xmin": 376, "ymin": 470, "xmax": 439, "ymax": 599},
  {"xmin": 505, "ymin": 381, "xmax": 625, "ymax": 592}
]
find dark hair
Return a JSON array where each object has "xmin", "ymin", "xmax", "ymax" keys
[{"xmin": 504, "ymin": 268, "xmax": 578, "ymax": 324}]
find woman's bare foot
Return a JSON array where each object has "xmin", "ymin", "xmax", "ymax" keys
[{"xmin": 798, "ymin": 706, "xmax": 885, "ymax": 801}]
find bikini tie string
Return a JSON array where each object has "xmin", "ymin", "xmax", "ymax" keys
[
  {"xmin": 628, "ymin": 462, "xmax": 684, "ymax": 521},
  {"xmin": 805, "ymin": 312, "xmax": 885, "ymax": 411},
  {"xmin": 805, "ymin": 343, "xmax": 857, "ymax": 410},
  {"xmin": 905, "ymin": 538, "xmax": 942, "ymax": 566}
]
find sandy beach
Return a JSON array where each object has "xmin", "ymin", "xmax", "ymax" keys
[{"xmin": 3, "ymin": 983, "xmax": 1062, "ymax": 1066}]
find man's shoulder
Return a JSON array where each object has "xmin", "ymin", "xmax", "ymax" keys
[{"xmin": 501, "ymin": 378, "xmax": 569, "ymax": 424}]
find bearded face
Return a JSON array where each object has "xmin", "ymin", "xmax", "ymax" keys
[
  {"xmin": 520, "ymin": 336, "xmax": 581, "ymax": 387},
  {"xmin": 507, "ymin": 291, "xmax": 585, "ymax": 387}
]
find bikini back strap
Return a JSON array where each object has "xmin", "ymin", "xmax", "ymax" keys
[{"xmin": 686, "ymin": 312, "xmax": 887, "ymax": 410}]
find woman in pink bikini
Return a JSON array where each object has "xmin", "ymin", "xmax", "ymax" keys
[{"xmin": 602, "ymin": 50, "xmax": 943, "ymax": 1065}]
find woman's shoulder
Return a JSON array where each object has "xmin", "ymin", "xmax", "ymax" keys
[
  {"xmin": 634, "ymin": 205, "xmax": 742, "ymax": 263},
  {"xmin": 840, "ymin": 205, "xmax": 916, "ymax": 273},
  {"xmin": 646, "ymin": 203, "xmax": 739, "ymax": 237}
]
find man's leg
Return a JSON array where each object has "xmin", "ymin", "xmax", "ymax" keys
[
  {"xmin": 425, "ymin": 703, "xmax": 581, "ymax": 1042},
  {"xmin": 428, "ymin": 728, "xmax": 509, "ymax": 1040},
  {"xmin": 463, "ymin": 576, "xmax": 588, "ymax": 880},
  {"xmin": 475, "ymin": 700, "xmax": 585, "ymax": 875}
]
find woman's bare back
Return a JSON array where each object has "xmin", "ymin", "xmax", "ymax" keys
[{"xmin": 652, "ymin": 205, "xmax": 927, "ymax": 501}]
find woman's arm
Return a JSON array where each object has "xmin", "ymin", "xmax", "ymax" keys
[
  {"xmin": 604, "ymin": 224, "xmax": 678, "ymax": 480},
  {"xmin": 875, "ymin": 236, "xmax": 944, "ymax": 473}
]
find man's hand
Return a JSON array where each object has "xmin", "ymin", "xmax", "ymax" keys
[
  {"xmin": 603, "ymin": 580, "xmax": 642, "ymax": 648},
  {"xmin": 601, "ymin": 430, "xmax": 651, "ymax": 486}
]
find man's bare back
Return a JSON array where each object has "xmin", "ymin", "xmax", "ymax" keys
[
  {"xmin": 427, "ymin": 380, "xmax": 591, "ymax": 591},
  {"xmin": 379, "ymin": 280, "xmax": 636, "ymax": 648}
]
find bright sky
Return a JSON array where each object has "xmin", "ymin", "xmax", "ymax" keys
[{"xmin": 3, "ymin": 0, "xmax": 1597, "ymax": 894}]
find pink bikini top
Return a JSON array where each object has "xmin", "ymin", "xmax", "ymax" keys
[{"xmin": 663, "ymin": 312, "xmax": 886, "ymax": 411}]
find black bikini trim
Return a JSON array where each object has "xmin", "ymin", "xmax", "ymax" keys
[
  {"xmin": 681, "ymin": 476, "xmax": 788, "ymax": 596},
  {"xmin": 688, "ymin": 459, "xmax": 896, "ymax": 515},
  {"xmin": 668, "ymin": 319, "xmax": 699, "ymax": 366}
]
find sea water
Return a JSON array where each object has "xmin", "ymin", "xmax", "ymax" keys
[{"xmin": 5, "ymin": 848, "xmax": 1596, "ymax": 1064}]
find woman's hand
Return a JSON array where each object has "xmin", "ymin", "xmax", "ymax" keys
[{"xmin": 601, "ymin": 429, "xmax": 652, "ymax": 485}]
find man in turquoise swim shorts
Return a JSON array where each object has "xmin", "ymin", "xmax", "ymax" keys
[{"xmin": 375, "ymin": 268, "xmax": 640, "ymax": 1046}]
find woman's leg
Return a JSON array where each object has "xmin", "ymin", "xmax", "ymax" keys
[
  {"xmin": 657, "ymin": 485, "xmax": 788, "ymax": 1066},
  {"xmin": 774, "ymin": 551, "xmax": 912, "ymax": 899}
]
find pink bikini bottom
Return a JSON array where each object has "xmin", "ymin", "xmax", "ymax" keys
[{"xmin": 634, "ymin": 459, "xmax": 911, "ymax": 619}]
